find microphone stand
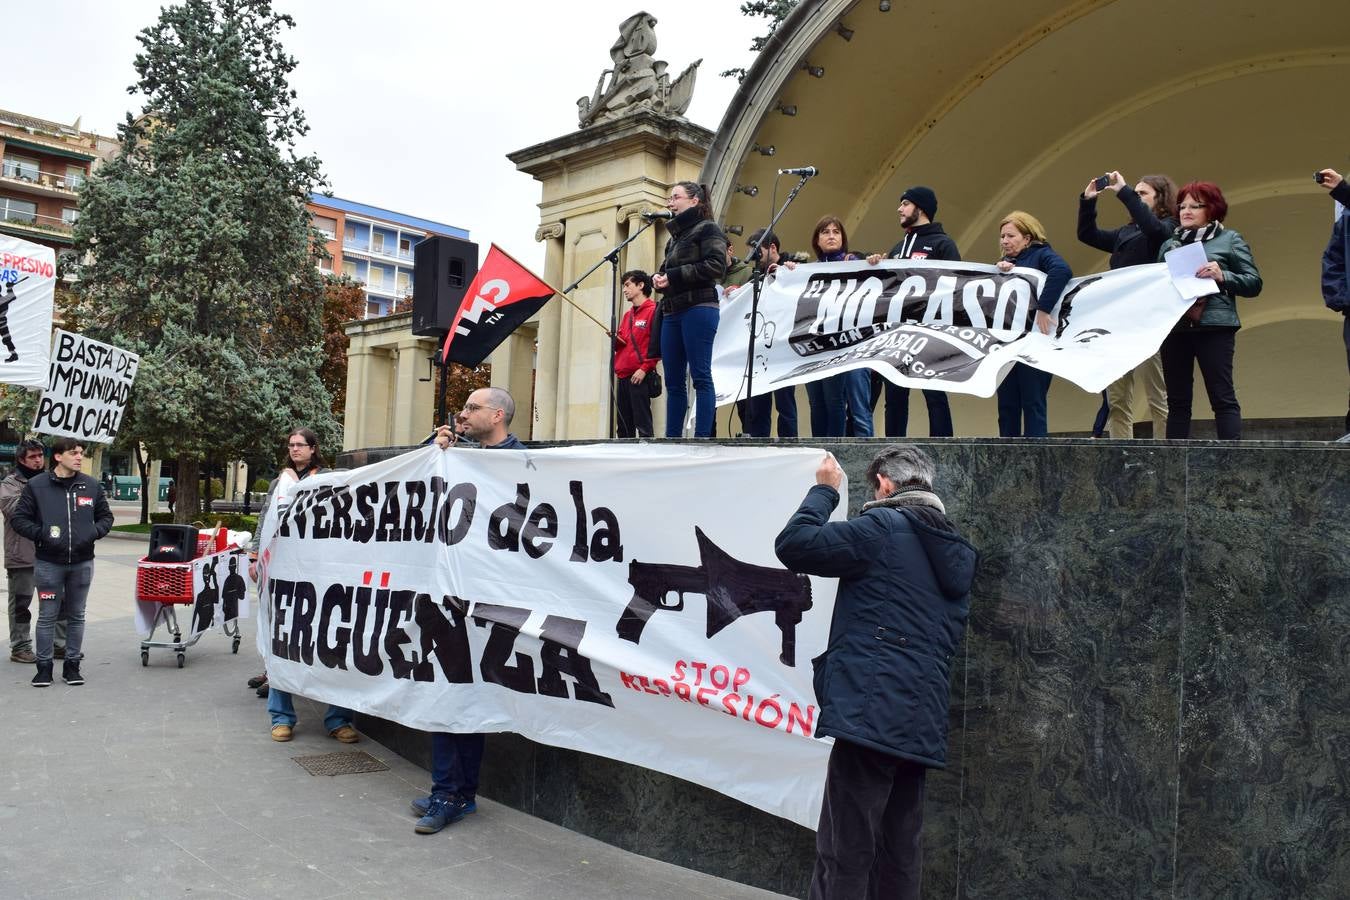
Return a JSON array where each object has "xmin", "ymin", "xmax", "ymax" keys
[
  {"xmin": 743, "ymin": 174, "xmax": 812, "ymax": 434},
  {"xmin": 563, "ymin": 216, "xmax": 662, "ymax": 439}
]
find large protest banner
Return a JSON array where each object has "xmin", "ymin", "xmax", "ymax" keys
[
  {"xmin": 0, "ymin": 235, "xmax": 57, "ymax": 388},
  {"xmin": 258, "ymin": 444, "xmax": 845, "ymax": 827},
  {"xmin": 713, "ymin": 259, "xmax": 1195, "ymax": 403},
  {"xmin": 32, "ymin": 329, "xmax": 139, "ymax": 442}
]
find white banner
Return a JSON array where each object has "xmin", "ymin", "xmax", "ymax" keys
[
  {"xmin": 713, "ymin": 259, "xmax": 1194, "ymax": 402},
  {"xmin": 257, "ymin": 444, "xmax": 845, "ymax": 827},
  {"xmin": 33, "ymin": 328, "xmax": 139, "ymax": 442},
  {"xmin": 0, "ymin": 235, "xmax": 56, "ymax": 388},
  {"xmin": 133, "ymin": 547, "xmax": 252, "ymax": 638}
]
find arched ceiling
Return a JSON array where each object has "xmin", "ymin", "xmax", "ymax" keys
[{"xmin": 705, "ymin": 0, "xmax": 1350, "ymax": 288}]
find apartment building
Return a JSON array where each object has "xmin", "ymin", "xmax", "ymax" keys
[
  {"xmin": 0, "ymin": 109, "xmax": 116, "ymax": 268},
  {"xmin": 307, "ymin": 194, "xmax": 468, "ymax": 319}
]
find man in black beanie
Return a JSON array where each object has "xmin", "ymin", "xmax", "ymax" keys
[{"xmin": 866, "ymin": 186, "xmax": 960, "ymax": 437}]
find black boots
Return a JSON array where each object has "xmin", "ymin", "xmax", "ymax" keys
[
  {"xmin": 31, "ymin": 661, "xmax": 53, "ymax": 687},
  {"xmin": 62, "ymin": 659, "xmax": 84, "ymax": 686}
]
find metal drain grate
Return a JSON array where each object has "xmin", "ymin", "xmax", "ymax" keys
[{"xmin": 292, "ymin": 750, "xmax": 390, "ymax": 776}]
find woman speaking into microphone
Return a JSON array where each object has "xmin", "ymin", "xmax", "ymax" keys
[{"xmin": 652, "ymin": 181, "xmax": 727, "ymax": 438}]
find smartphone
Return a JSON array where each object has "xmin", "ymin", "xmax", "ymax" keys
[
  {"xmin": 1315, "ymin": 172, "xmax": 1326, "ymax": 184},
  {"xmin": 1094, "ymin": 174, "xmax": 1111, "ymax": 191}
]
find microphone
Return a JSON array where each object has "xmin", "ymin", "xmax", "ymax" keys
[
  {"xmin": 641, "ymin": 209, "xmax": 674, "ymax": 220},
  {"xmin": 778, "ymin": 166, "xmax": 819, "ymax": 177}
]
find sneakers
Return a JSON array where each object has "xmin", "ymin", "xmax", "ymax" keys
[
  {"xmin": 413, "ymin": 794, "xmax": 476, "ymax": 833},
  {"xmin": 270, "ymin": 724, "xmax": 293, "ymax": 742},
  {"xmin": 10, "ymin": 649, "xmax": 35, "ymax": 663},
  {"xmin": 31, "ymin": 661, "xmax": 53, "ymax": 687},
  {"xmin": 62, "ymin": 660, "xmax": 84, "ymax": 686},
  {"xmin": 329, "ymin": 725, "xmax": 360, "ymax": 744}
]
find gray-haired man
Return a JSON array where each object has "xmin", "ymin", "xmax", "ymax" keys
[{"xmin": 776, "ymin": 444, "xmax": 978, "ymax": 900}]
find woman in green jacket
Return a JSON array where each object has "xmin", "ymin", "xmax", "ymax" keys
[{"xmin": 1156, "ymin": 182, "xmax": 1262, "ymax": 439}]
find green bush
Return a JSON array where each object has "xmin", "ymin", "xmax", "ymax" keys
[{"xmin": 252, "ymin": 478, "xmax": 271, "ymax": 493}]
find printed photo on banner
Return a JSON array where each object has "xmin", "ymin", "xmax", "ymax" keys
[
  {"xmin": 711, "ymin": 258, "xmax": 1197, "ymax": 403},
  {"xmin": 256, "ymin": 443, "xmax": 846, "ymax": 828},
  {"xmin": 32, "ymin": 328, "xmax": 139, "ymax": 442},
  {"xmin": 0, "ymin": 235, "xmax": 57, "ymax": 388},
  {"xmin": 133, "ymin": 547, "xmax": 251, "ymax": 638}
]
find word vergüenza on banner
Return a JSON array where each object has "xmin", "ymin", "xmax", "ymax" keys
[
  {"xmin": 257, "ymin": 444, "xmax": 845, "ymax": 827},
  {"xmin": 33, "ymin": 329, "xmax": 139, "ymax": 442},
  {"xmin": 713, "ymin": 258, "xmax": 1196, "ymax": 401}
]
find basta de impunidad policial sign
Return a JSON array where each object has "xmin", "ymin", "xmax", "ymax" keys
[
  {"xmin": 0, "ymin": 235, "xmax": 58, "ymax": 389},
  {"xmin": 32, "ymin": 329, "xmax": 139, "ymax": 442},
  {"xmin": 712, "ymin": 258, "xmax": 1197, "ymax": 403},
  {"xmin": 256, "ymin": 443, "xmax": 845, "ymax": 828}
]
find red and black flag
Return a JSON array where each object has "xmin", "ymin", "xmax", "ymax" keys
[{"xmin": 440, "ymin": 244, "xmax": 556, "ymax": 367}]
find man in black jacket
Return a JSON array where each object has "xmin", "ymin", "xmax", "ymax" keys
[
  {"xmin": 735, "ymin": 228, "xmax": 800, "ymax": 438},
  {"xmin": 1318, "ymin": 166, "xmax": 1350, "ymax": 433},
  {"xmin": 866, "ymin": 187, "xmax": 958, "ymax": 437},
  {"xmin": 776, "ymin": 445, "xmax": 977, "ymax": 900},
  {"xmin": 10, "ymin": 437, "xmax": 113, "ymax": 687}
]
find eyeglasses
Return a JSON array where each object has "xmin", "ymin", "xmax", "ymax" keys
[
  {"xmin": 287, "ymin": 442, "xmax": 311, "ymax": 448},
  {"xmin": 1178, "ymin": 202, "xmax": 1207, "ymax": 211},
  {"xmin": 460, "ymin": 402, "xmax": 499, "ymax": 414}
]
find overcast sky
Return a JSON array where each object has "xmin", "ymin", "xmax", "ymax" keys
[{"xmin": 10, "ymin": 1, "xmax": 764, "ymax": 270}]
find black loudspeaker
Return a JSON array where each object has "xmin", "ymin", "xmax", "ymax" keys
[
  {"xmin": 412, "ymin": 235, "xmax": 479, "ymax": 337},
  {"xmin": 147, "ymin": 524, "xmax": 199, "ymax": 562}
]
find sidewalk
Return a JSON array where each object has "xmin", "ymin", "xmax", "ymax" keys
[{"xmin": 1, "ymin": 535, "xmax": 789, "ymax": 900}]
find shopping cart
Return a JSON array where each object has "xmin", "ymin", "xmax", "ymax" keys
[{"xmin": 136, "ymin": 527, "xmax": 242, "ymax": 668}]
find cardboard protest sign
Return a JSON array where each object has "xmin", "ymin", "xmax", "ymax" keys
[{"xmin": 33, "ymin": 329, "xmax": 139, "ymax": 442}]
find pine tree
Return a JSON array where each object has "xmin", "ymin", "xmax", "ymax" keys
[
  {"xmin": 721, "ymin": 1, "xmax": 801, "ymax": 82},
  {"xmin": 72, "ymin": 0, "xmax": 336, "ymax": 522}
]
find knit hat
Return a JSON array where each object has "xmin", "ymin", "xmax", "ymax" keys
[{"xmin": 900, "ymin": 186, "xmax": 938, "ymax": 222}]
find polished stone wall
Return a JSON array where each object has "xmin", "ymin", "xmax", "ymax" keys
[{"xmin": 347, "ymin": 438, "xmax": 1350, "ymax": 899}]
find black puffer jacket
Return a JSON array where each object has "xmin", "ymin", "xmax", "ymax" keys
[
  {"xmin": 10, "ymin": 471, "xmax": 113, "ymax": 564},
  {"xmin": 658, "ymin": 206, "xmax": 727, "ymax": 315},
  {"xmin": 775, "ymin": 484, "xmax": 978, "ymax": 768}
]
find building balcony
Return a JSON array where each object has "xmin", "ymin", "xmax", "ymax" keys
[
  {"xmin": 0, "ymin": 165, "xmax": 84, "ymax": 200},
  {"xmin": 342, "ymin": 236, "xmax": 416, "ymax": 264},
  {"xmin": 0, "ymin": 208, "xmax": 74, "ymax": 243}
]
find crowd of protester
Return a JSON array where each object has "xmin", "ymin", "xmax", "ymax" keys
[{"xmin": 616, "ymin": 168, "xmax": 1350, "ymax": 440}]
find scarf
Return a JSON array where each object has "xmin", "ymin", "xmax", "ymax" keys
[
  {"xmin": 1173, "ymin": 220, "xmax": 1223, "ymax": 245},
  {"xmin": 861, "ymin": 487, "xmax": 946, "ymax": 515},
  {"xmin": 14, "ymin": 461, "xmax": 43, "ymax": 480}
]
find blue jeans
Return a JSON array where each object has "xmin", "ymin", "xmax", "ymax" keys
[
  {"xmin": 747, "ymin": 388, "xmax": 799, "ymax": 437},
  {"xmin": 806, "ymin": 377, "xmax": 845, "ymax": 437},
  {"xmin": 430, "ymin": 731, "xmax": 485, "ymax": 801},
  {"xmin": 996, "ymin": 363, "xmax": 1052, "ymax": 437},
  {"xmin": 883, "ymin": 383, "xmax": 954, "ymax": 437},
  {"xmin": 840, "ymin": 370, "xmax": 874, "ymax": 437},
  {"xmin": 34, "ymin": 559, "xmax": 92, "ymax": 663},
  {"xmin": 267, "ymin": 688, "xmax": 354, "ymax": 732},
  {"xmin": 660, "ymin": 305, "xmax": 719, "ymax": 437}
]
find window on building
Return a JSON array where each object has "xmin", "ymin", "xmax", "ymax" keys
[
  {"xmin": 396, "ymin": 270, "xmax": 411, "ymax": 294},
  {"xmin": 367, "ymin": 300, "xmax": 382, "ymax": 318},
  {"xmin": 372, "ymin": 232, "xmax": 386, "ymax": 253},
  {"xmin": 342, "ymin": 260, "xmax": 358, "ymax": 279},
  {"xmin": 399, "ymin": 237, "xmax": 412, "ymax": 256},
  {"xmin": 344, "ymin": 222, "xmax": 359, "ymax": 244},
  {"xmin": 64, "ymin": 166, "xmax": 87, "ymax": 190},
  {"xmin": 0, "ymin": 197, "xmax": 38, "ymax": 223},
  {"xmin": 61, "ymin": 207, "xmax": 79, "ymax": 225},
  {"xmin": 318, "ymin": 255, "xmax": 333, "ymax": 271},
  {"xmin": 2, "ymin": 156, "xmax": 39, "ymax": 182},
  {"xmin": 312, "ymin": 214, "xmax": 337, "ymax": 239}
]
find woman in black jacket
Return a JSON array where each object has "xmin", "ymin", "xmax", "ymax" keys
[
  {"xmin": 1077, "ymin": 172, "xmax": 1177, "ymax": 438},
  {"xmin": 653, "ymin": 181, "xmax": 727, "ymax": 437}
]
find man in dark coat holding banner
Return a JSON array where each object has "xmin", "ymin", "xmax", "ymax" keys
[{"xmin": 776, "ymin": 445, "xmax": 977, "ymax": 900}]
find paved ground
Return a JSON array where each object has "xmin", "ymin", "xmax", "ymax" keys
[{"xmin": 1, "ymin": 511, "xmax": 789, "ymax": 900}]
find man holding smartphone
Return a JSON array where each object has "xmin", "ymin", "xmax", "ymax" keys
[{"xmin": 1317, "ymin": 167, "xmax": 1350, "ymax": 433}]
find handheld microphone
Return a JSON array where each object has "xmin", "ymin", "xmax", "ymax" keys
[
  {"xmin": 641, "ymin": 209, "xmax": 674, "ymax": 220},
  {"xmin": 778, "ymin": 166, "xmax": 819, "ymax": 177}
]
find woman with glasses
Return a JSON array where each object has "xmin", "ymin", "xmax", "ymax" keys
[
  {"xmin": 256, "ymin": 427, "xmax": 360, "ymax": 745},
  {"xmin": 1155, "ymin": 182, "xmax": 1262, "ymax": 439},
  {"xmin": 653, "ymin": 181, "xmax": 727, "ymax": 437}
]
